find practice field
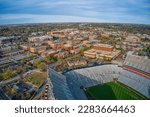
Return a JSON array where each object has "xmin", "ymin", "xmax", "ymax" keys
[{"xmin": 86, "ymin": 81, "xmax": 148, "ymax": 100}]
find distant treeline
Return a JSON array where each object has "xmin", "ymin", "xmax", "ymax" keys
[{"xmin": 0, "ymin": 23, "xmax": 150, "ymax": 37}]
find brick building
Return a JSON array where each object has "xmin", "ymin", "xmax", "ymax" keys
[{"xmin": 93, "ymin": 44, "xmax": 114, "ymax": 52}]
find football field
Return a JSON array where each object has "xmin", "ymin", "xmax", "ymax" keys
[{"xmin": 86, "ymin": 81, "xmax": 148, "ymax": 100}]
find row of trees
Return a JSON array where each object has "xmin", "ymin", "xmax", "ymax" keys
[
  {"xmin": 0, "ymin": 69, "xmax": 16, "ymax": 80},
  {"xmin": 0, "ymin": 66, "xmax": 28, "ymax": 80},
  {"xmin": 33, "ymin": 56, "xmax": 58, "ymax": 71},
  {"xmin": 0, "ymin": 56, "xmax": 57, "ymax": 80},
  {"xmin": 5, "ymin": 86, "xmax": 31, "ymax": 100},
  {"xmin": 35, "ymin": 61, "xmax": 46, "ymax": 71}
]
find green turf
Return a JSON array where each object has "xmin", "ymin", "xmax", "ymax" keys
[{"xmin": 86, "ymin": 81, "xmax": 148, "ymax": 100}]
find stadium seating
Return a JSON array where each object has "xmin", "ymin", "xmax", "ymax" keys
[
  {"xmin": 64, "ymin": 65, "xmax": 122, "ymax": 99},
  {"xmin": 48, "ymin": 68, "xmax": 74, "ymax": 100},
  {"xmin": 48, "ymin": 64, "xmax": 150, "ymax": 100},
  {"xmin": 124, "ymin": 54, "xmax": 150, "ymax": 74},
  {"xmin": 119, "ymin": 70, "xmax": 150, "ymax": 98}
]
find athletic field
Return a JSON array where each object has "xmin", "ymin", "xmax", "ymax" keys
[{"xmin": 86, "ymin": 81, "xmax": 148, "ymax": 100}]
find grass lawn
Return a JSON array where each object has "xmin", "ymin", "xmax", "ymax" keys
[
  {"xmin": 86, "ymin": 81, "xmax": 148, "ymax": 100},
  {"xmin": 22, "ymin": 72, "xmax": 47, "ymax": 88}
]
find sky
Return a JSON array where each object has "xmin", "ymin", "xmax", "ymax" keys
[{"xmin": 0, "ymin": 0, "xmax": 150, "ymax": 25}]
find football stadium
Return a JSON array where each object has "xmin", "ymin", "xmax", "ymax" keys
[{"xmin": 48, "ymin": 54, "xmax": 150, "ymax": 100}]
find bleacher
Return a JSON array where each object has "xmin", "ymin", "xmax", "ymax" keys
[
  {"xmin": 119, "ymin": 70, "xmax": 150, "ymax": 98},
  {"xmin": 64, "ymin": 65, "xmax": 122, "ymax": 99},
  {"xmin": 65, "ymin": 65, "xmax": 122, "ymax": 87},
  {"xmin": 124, "ymin": 53, "xmax": 150, "ymax": 74},
  {"xmin": 48, "ymin": 63, "xmax": 150, "ymax": 100},
  {"xmin": 119, "ymin": 52, "xmax": 150, "ymax": 98},
  {"xmin": 48, "ymin": 68, "xmax": 74, "ymax": 100}
]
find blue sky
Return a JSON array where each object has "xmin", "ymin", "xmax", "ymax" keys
[{"xmin": 0, "ymin": 0, "xmax": 150, "ymax": 24}]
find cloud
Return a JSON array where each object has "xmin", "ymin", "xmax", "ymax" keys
[
  {"xmin": 0, "ymin": 0, "xmax": 149, "ymax": 24},
  {"xmin": 0, "ymin": 13, "xmax": 149, "ymax": 25},
  {"xmin": 0, "ymin": 14, "xmax": 100, "ymax": 24}
]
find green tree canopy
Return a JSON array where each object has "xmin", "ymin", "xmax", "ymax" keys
[
  {"xmin": 45, "ymin": 56, "xmax": 57, "ymax": 63},
  {"xmin": 37, "ymin": 62, "xmax": 46, "ymax": 71},
  {"xmin": 2, "ymin": 69, "xmax": 13, "ymax": 80}
]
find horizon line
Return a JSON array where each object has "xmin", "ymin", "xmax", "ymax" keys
[{"xmin": 0, "ymin": 22, "xmax": 150, "ymax": 26}]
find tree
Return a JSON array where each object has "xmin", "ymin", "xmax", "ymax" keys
[
  {"xmin": 11, "ymin": 87, "xmax": 17, "ymax": 95},
  {"xmin": 80, "ymin": 46, "xmax": 91, "ymax": 56},
  {"xmin": 24, "ymin": 92, "xmax": 31, "ymax": 99},
  {"xmin": 17, "ymin": 67, "xmax": 26, "ymax": 74},
  {"xmin": 29, "ymin": 55, "xmax": 34, "ymax": 59},
  {"xmin": 2, "ymin": 69, "xmax": 13, "ymax": 80},
  {"xmin": 37, "ymin": 62, "xmax": 46, "ymax": 71},
  {"xmin": 45, "ymin": 56, "xmax": 57, "ymax": 63},
  {"xmin": 20, "ymin": 58, "xmax": 26, "ymax": 64}
]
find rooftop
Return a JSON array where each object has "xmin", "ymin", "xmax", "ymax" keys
[{"xmin": 94, "ymin": 43, "xmax": 113, "ymax": 48}]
